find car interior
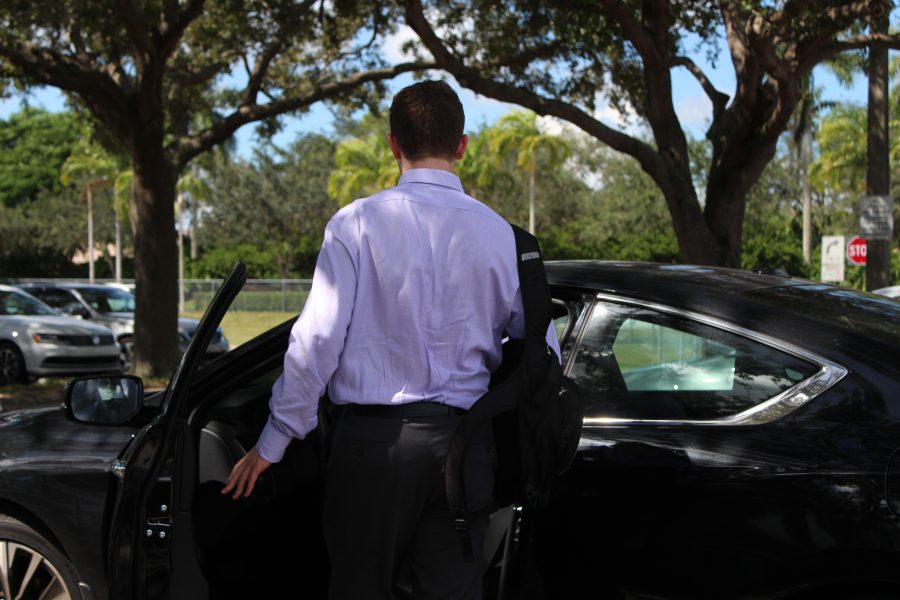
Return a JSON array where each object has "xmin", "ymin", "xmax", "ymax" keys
[{"xmin": 185, "ymin": 354, "xmax": 330, "ymax": 598}]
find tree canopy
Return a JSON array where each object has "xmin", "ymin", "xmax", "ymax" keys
[
  {"xmin": 0, "ymin": 108, "xmax": 80, "ymax": 207},
  {"xmin": 0, "ymin": 0, "xmax": 434, "ymax": 375},
  {"xmin": 400, "ymin": 0, "xmax": 900, "ymax": 268}
]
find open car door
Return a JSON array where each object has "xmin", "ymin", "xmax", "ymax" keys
[{"xmin": 106, "ymin": 262, "xmax": 246, "ymax": 599}]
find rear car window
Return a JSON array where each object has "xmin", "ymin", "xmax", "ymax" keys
[{"xmin": 570, "ymin": 302, "xmax": 819, "ymax": 421}]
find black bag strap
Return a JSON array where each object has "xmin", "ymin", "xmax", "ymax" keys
[
  {"xmin": 445, "ymin": 223, "xmax": 553, "ymax": 561},
  {"xmin": 511, "ymin": 225, "xmax": 552, "ymax": 344}
]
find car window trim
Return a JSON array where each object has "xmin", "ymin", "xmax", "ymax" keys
[{"xmin": 580, "ymin": 293, "xmax": 849, "ymax": 428}]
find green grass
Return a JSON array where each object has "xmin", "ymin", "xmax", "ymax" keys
[{"xmin": 182, "ymin": 310, "xmax": 296, "ymax": 348}]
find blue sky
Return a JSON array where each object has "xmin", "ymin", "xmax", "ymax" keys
[{"xmin": 0, "ymin": 28, "xmax": 874, "ymax": 159}]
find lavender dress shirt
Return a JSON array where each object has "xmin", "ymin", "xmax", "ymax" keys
[{"xmin": 256, "ymin": 168, "xmax": 560, "ymax": 463}]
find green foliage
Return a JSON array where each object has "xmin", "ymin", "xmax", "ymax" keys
[
  {"xmin": 327, "ymin": 115, "xmax": 397, "ymax": 206},
  {"xmin": 548, "ymin": 137, "xmax": 680, "ymax": 263},
  {"xmin": 0, "ymin": 186, "xmax": 104, "ymax": 277},
  {"xmin": 0, "ymin": 109, "xmax": 80, "ymax": 207},
  {"xmin": 740, "ymin": 139, "xmax": 810, "ymax": 277},
  {"xmin": 201, "ymin": 133, "xmax": 338, "ymax": 277},
  {"xmin": 186, "ymin": 244, "xmax": 282, "ymax": 280}
]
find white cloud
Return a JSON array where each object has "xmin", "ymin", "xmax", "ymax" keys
[
  {"xmin": 674, "ymin": 92, "xmax": 713, "ymax": 133},
  {"xmin": 382, "ymin": 24, "xmax": 430, "ymax": 63}
]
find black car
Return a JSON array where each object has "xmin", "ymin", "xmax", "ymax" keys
[{"xmin": 0, "ymin": 262, "xmax": 898, "ymax": 600}]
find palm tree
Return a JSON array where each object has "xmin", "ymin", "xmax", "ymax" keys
[
  {"xmin": 810, "ymin": 104, "xmax": 875, "ymax": 194},
  {"xmin": 175, "ymin": 171, "xmax": 210, "ymax": 311},
  {"xmin": 483, "ymin": 111, "xmax": 571, "ymax": 234},
  {"xmin": 327, "ymin": 132, "xmax": 398, "ymax": 206},
  {"xmin": 60, "ymin": 132, "xmax": 121, "ymax": 282}
]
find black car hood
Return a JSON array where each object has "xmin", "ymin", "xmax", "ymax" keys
[{"xmin": 0, "ymin": 407, "xmax": 137, "ymax": 468}]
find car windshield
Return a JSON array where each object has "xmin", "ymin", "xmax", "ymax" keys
[
  {"xmin": 77, "ymin": 287, "xmax": 136, "ymax": 313},
  {"xmin": 0, "ymin": 290, "xmax": 57, "ymax": 316}
]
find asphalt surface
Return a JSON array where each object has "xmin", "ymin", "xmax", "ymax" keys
[{"xmin": 0, "ymin": 384, "xmax": 65, "ymax": 412}]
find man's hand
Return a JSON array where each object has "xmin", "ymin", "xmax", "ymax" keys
[{"xmin": 221, "ymin": 447, "xmax": 272, "ymax": 500}]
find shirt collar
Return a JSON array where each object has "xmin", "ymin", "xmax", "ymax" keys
[{"xmin": 398, "ymin": 168, "xmax": 464, "ymax": 193}]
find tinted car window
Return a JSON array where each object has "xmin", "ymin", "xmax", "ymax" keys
[
  {"xmin": 29, "ymin": 288, "xmax": 77, "ymax": 308},
  {"xmin": 77, "ymin": 287, "xmax": 136, "ymax": 313},
  {"xmin": 570, "ymin": 301, "xmax": 818, "ymax": 421},
  {"xmin": 0, "ymin": 290, "xmax": 57, "ymax": 316}
]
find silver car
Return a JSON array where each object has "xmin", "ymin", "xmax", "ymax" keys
[
  {"xmin": 0, "ymin": 285, "xmax": 121, "ymax": 385},
  {"xmin": 874, "ymin": 285, "xmax": 900, "ymax": 300},
  {"xmin": 17, "ymin": 283, "xmax": 230, "ymax": 371}
]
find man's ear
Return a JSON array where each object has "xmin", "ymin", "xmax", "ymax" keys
[
  {"xmin": 454, "ymin": 134, "xmax": 469, "ymax": 160},
  {"xmin": 387, "ymin": 132, "xmax": 403, "ymax": 161}
]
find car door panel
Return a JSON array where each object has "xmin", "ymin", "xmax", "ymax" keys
[
  {"xmin": 107, "ymin": 262, "xmax": 246, "ymax": 599},
  {"xmin": 552, "ymin": 295, "xmax": 896, "ymax": 598}
]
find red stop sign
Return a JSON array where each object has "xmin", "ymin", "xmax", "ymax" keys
[{"xmin": 847, "ymin": 236, "xmax": 867, "ymax": 265}]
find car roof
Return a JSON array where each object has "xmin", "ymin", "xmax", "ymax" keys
[
  {"xmin": 546, "ymin": 261, "xmax": 900, "ymax": 359},
  {"xmin": 0, "ymin": 284, "xmax": 33, "ymax": 293},
  {"xmin": 17, "ymin": 282, "xmax": 116, "ymax": 291}
]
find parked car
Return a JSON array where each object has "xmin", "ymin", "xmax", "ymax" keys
[
  {"xmin": 0, "ymin": 284, "xmax": 121, "ymax": 385},
  {"xmin": 0, "ymin": 262, "xmax": 898, "ymax": 600},
  {"xmin": 874, "ymin": 285, "xmax": 900, "ymax": 299},
  {"xmin": 16, "ymin": 282, "xmax": 229, "ymax": 370}
]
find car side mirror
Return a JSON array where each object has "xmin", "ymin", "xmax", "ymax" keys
[{"xmin": 66, "ymin": 375, "xmax": 143, "ymax": 425}]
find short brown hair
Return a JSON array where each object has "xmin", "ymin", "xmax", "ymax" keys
[{"xmin": 389, "ymin": 80, "xmax": 465, "ymax": 160}]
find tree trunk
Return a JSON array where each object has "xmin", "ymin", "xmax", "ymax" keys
[
  {"xmin": 649, "ymin": 160, "xmax": 733, "ymax": 267},
  {"xmin": 867, "ymin": 10, "xmax": 891, "ymax": 291},
  {"xmin": 131, "ymin": 143, "xmax": 179, "ymax": 377}
]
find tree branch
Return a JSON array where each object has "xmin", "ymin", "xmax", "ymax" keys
[
  {"xmin": 66, "ymin": 7, "xmax": 87, "ymax": 57},
  {"xmin": 483, "ymin": 39, "xmax": 565, "ymax": 71},
  {"xmin": 672, "ymin": 56, "xmax": 729, "ymax": 122},
  {"xmin": 242, "ymin": 0, "xmax": 318, "ymax": 106},
  {"xmin": 809, "ymin": 33, "xmax": 900, "ymax": 67},
  {"xmin": 160, "ymin": 0, "xmax": 206, "ymax": 59},
  {"xmin": 0, "ymin": 40, "xmax": 131, "ymax": 128},
  {"xmin": 402, "ymin": 0, "xmax": 663, "ymax": 179},
  {"xmin": 592, "ymin": 0, "xmax": 655, "ymax": 58},
  {"xmin": 171, "ymin": 61, "xmax": 435, "ymax": 168},
  {"xmin": 113, "ymin": 0, "xmax": 154, "ymax": 63},
  {"xmin": 171, "ymin": 61, "xmax": 227, "ymax": 89}
]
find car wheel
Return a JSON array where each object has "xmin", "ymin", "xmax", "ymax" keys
[
  {"xmin": 0, "ymin": 515, "xmax": 81, "ymax": 600},
  {"xmin": 118, "ymin": 336, "xmax": 134, "ymax": 373},
  {"xmin": 0, "ymin": 343, "xmax": 25, "ymax": 386}
]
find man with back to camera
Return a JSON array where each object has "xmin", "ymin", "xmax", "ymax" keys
[{"xmin": 223, "ymin": 79, "xmax": 560, "ymax": 599}]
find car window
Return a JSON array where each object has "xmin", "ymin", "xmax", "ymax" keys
[
  {"xmin": 569, "ymin": 301, "xmax": 819, "ymax": 422},
  {"xmin": 77, "ymin": 287, "xmax": 136, "ymax": 313},
  {"xmin": 30, "ymin": 288, "xmax": 76, "ymax": 308},
  {"xmin": 0, "ymin": 290, "xmax": 57, "ymax": 316}
]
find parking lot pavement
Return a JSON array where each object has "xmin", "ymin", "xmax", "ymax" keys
[{"xmin": 0, "ymin": 382, "xmax": 65, "ymax": 412}]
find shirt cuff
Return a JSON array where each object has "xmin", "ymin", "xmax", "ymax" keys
[{"xmin": 256, "ymin": 419, "xmax": 293, "ymax": 463}]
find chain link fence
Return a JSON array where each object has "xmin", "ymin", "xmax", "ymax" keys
[
  {"xmin": 182, "ymin": 279, "xmax": 312, "ymax": 312},
  {"xmin": 6, "ymin": 278, "xmax": 313, "ymax": 313}
]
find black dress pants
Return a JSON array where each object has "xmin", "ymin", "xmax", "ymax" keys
[{"xmin": 323, "ymin": 409, "xmax": 496, "ymax": 600}]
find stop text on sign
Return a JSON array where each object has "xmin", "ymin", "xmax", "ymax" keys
[{"xmin": 847, "ymin": 236, "xmax": 867, "ymax": 265}]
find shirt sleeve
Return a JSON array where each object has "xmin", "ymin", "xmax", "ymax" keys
[{"xmin": 256, "ymin": 219, "xmax": 358, "ymax": 463}]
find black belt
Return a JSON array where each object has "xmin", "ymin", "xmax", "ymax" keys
[{"xmin": 343, "ymin": 401, "xmax": 466, "ymax": 418}]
